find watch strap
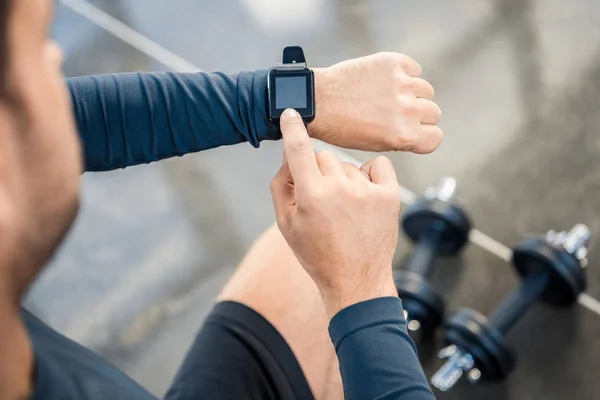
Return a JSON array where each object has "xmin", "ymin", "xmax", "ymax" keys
[{"xmin": 282, "ymin": 46, "xmax": 307, "ymax": 66}]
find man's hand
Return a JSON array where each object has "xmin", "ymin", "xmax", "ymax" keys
[
  {"xmin": 310, "ymin": 52, "xmax": 442, "ymax": 154},
  {"xmin": 271, "ymin": 109, "xmax": 400, "ymax": 318}
]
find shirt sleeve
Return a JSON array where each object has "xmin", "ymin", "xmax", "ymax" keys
[
  {"xmin": 67, "ymin": 70, "xmax": 280, "ymax": 172},
  {"xmin": 328, "ymin": 297, "xmax": 436, "ymax": 400}
]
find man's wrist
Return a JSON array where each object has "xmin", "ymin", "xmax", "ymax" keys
[
  {"xmin": 320, "ymin": 276, "xmax": 398, "ymax": 319},
  {"xmin": 307, "ymin": 67, "xmax": 332, "ymax": 139}
]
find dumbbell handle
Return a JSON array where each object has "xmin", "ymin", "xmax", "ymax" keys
[
  {"xmin": 487, "ymin": 273, "xmax": 549, "ymax": 335},
  {"xmin": 407, "ymin": 225, "xmax": 443, "ymax": 278}
]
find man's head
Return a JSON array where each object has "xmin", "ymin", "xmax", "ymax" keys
[{"xmin": 0, "ymin": 0, "xmax": 82, "ymax": 299}]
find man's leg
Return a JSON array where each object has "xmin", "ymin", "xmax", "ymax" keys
[{"xmin": 217, "ymin": 224, "xmax": 344, "ymax": 400}]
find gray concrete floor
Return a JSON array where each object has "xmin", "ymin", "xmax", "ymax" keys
[{"xmin": 23, "ymin": 0, "xmax": 600, "ymax": 398}]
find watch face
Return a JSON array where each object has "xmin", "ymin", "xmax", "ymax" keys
[
  {"xmin": 275, "ymin": 76, "xmax": 308, "ymax": 109},
  {"xmin": 268, "ymin": 68, "xmax": 315, "ymax": 123}
]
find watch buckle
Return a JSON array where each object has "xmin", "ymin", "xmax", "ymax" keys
[{"xmin": 274, "ymin": 62, "xmax": 308, "ymax": 71}]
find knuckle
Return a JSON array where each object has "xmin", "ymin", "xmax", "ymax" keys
[
  {"xmin": 390, "ymin": 122, "xmax": 409, "ymax": 139},
  {"xmin": 352, "ymin": 187, "xmax": 368, "ymax": 202},
  {"xmin": 395, "ymin": 73, "xmax": 412, "ymax": 89},
  {"xmin": 304, "ymin": 185, "xmax": 327, "ymax": 205},
  {"xmin": 399, "ymin": 97, "xmax": 419, "ymax": 115},
  {"xmin": 377, "ymin": 52, "xmax": 408, "ymax": 71},
  {"xmin": 389, "ymin": 127, "xmax": 418, "ymax": 152},
  {"xmin": 408, "ymin": 58, "xmax": 423, "ymax": 73},
  {"xmin": 331, "ymin": 179, "xmax": 347, "ymax": 194},
  {"xmin": 376, "ymin": 51, "xmax": 396, "ymax": 61},
  {"xmin": 404, "ymin": 57, "xmax": 418, "ymax": 69},
  {"xmin": 392, "ymin": 53, "xmax": 420, "ymax": 72},
  {"xmin": 386, "ymin": 52, "xmax": 407, "ymax": 63},
  {"xmin": 333, "ymin": 180, "xmax": 354, "ymax": 200},
  {"xmin": 385, "ymin": 129, "xmax": 402, "ymax": 151}
]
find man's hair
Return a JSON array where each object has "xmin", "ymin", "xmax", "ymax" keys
[{"xmin": 0, "ymin": 0, "xmax": 10, "ymax": 98}]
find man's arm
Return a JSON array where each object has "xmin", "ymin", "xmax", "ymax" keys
[
  {"xmin": 68, "ymin": 53, "xmax": 442, "ymax": 172},
  {"xmin": 67, "ymin": 71, "xmax": 280, "ymax": 171},
  {"xmin": 270, "ymin": 110, "xmax": 436, "ymax": 400},
  {"xmin": 329, "ymin": 297, "xmax": 435, "ymax": 400}
]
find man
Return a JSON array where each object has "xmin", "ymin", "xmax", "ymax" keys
[{"xmin": 0, "ymin": 0, "xmax": 442, "ymax": 399}]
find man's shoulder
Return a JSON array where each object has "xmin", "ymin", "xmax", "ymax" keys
[{"xmin": 22, "ymin": 309, "xmax": 156, "ymax": 400}]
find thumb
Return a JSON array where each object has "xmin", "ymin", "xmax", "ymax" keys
[{"xmin": 360, "ymin": 156, "xmax": 398, "ymax": 186}]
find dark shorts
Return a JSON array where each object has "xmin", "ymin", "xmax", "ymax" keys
[
  {"xmin": 165, "ymin": 301, "xmax": 315, "ymax": 400},
  {"xmin": 25, "ymin": 301, "xmax": 314, "ymax": 400}
]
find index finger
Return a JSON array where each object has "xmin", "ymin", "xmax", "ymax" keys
[
  {"xmin": 280, "ymin": 109, "xmax": 321, "ymax": 184},
  {"xmin": 401, "ymin": 55, "xmax": 422, "ymax": 77}
]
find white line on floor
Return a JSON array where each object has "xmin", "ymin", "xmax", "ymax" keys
[
  {"xmin": 61, "ymin": 0, "xmax": 201, "ymax": 73},
  {"xmin": 468, "ymin": 229, "xmax": 512, "ymax": 262},
  {"xmin": 61, "ymin": 0, "xmax": 600, "ymax": 318},
  {"xmin": 578, "ymin": 293, "xmax": 600, "ymax": 316}
]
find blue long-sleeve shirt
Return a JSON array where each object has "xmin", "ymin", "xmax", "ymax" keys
[
  {"xmin": 67, "ymin": 71, "xmax": 280, "ymax": 171},
  {"xmin": 28, "ymin": 71, "xmax": 434, "ymax": 400},
  {"xmin": 330, "ymin": 298, "xmax": 435, "ymax": 400}
]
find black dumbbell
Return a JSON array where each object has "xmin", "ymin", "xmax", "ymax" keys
[
  {"xmin": 394, "ymin": 177, "xmax": 471, "ymax": 336},
  {"xmin": 431, "ymin": 224, "xmax": 590, "ymax": 391}
]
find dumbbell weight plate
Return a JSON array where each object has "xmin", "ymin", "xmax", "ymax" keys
[
  {"xmin": 402, "ymin": 198, "xmax": 471, "ymax": 256},
  {"xmin": 395, "ymin": 271, "xmax": 445, "ymax": 334},
  {"xmin": 512, "ymin": 238, "xmax": 586, "ymax": 306},
  {"xmin": 444, "ymin": 308, "xmax": 516, "ymax": 381}
]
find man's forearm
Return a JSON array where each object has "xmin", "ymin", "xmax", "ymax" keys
[
  {"xmin": 67, "ymin": 71, "xmax": 281, "ymax": 172},
  {"xmin": 68, "ymin": 53, "xmax": 443, "ymax": 173},
  {"xmin": 329, "ymin": 297, "xmax": 436, "ymax": 400}
]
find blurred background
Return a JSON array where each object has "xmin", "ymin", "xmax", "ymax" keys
[{"xmin": 24, "ymin": 0, "xmax": 600, "ymax": 398}]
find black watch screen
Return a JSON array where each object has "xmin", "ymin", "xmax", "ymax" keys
[{"xmin": 267, "ymin": 46, "xmax": 315, "ymax": 124}]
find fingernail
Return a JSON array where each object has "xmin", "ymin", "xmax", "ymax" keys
[{"xmin": 281, "ymin": 108, "xmax": 299, "ymax": 120}]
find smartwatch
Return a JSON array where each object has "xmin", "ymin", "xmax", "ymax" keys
[{"xmin": 267, "ymin": 46, "xmax": 315, "ymax": 124}]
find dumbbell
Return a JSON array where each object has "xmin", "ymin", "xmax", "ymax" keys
[
  {"xmin": 431, "ymin": 224, "xmax": 589, "ymax": 391},
  {"xmin": 394, "ymin": 177, "xmax": 471, "ymax": 336}
]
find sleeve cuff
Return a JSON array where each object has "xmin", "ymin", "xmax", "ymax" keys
[
  {"xmin": 328, "ymin": 297, "xmax": 409, "ymax": 351},
  {"xmin": 249, "ymin": 69, "xmax": 281, "ymax": 143}
]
